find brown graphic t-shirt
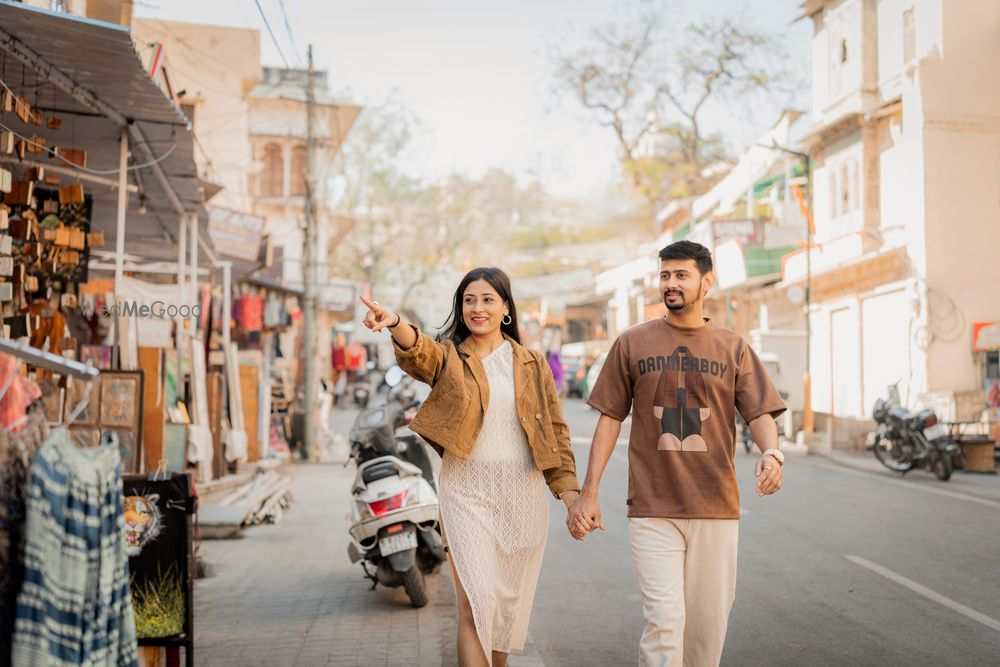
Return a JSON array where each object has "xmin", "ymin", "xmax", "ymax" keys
[{"xmin": 587, "ymin": 317, "xmax": 786, "ymax": 519}]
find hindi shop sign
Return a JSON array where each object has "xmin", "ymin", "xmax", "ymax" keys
[{"xmin": 207, "ymin": 206, "xmax": 265, "ymax": 262}]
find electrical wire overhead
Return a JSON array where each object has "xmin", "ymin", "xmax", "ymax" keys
[
  {"xmin": 276, "ymin": 0, "xmax": 303, "ymax": 66},
  {"xmin": 253, "ymin": 0, "xmax": 291, "ymax": 69}
]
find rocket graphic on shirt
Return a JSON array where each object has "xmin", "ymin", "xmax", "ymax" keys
[{"xmin": 652, "ymin": 346, "xmax": 712, "ymax": 452}]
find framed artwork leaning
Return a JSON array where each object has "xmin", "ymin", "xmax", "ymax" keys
[{"xmin": 98, "ymin": 370, "xmax": 144, "ymax": 472}]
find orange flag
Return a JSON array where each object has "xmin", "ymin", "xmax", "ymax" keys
[{"xmin": 791, "ymin": 183, "xmax": 815, "ymax": 236}]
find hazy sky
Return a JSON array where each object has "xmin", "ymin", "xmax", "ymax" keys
[{"xmin": 135, "ymin": 0, "xmax": 811, "ymax": 201}]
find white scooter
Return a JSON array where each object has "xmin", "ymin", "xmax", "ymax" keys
[{"xmin": 346, "ymin": 367, "xmax": 445, "ymax": 608}]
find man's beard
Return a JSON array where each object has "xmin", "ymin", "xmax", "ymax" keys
[{"xmin": 664, "ymin": 286, "xmax": 703, "ymax": 312}]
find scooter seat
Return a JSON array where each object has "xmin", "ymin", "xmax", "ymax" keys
[{"xmin": 361, "ymin": 461, "xmax": 401, "ymax": 484}]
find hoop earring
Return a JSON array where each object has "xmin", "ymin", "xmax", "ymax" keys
[{"xmin": 502, "ymin": 314, "xmax": 512, "ymax": 326}]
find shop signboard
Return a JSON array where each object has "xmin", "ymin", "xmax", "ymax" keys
[
  {"xmin": 207, "ymin": 206, "xmax": 264, "ymax": 262},
  {"xmin": 973, "ymin": 321, "xmax": 1000, "ymax": 352},
  {"xmin": 318, "ymin": 279, "xmax": 357, "ymax": 313},
  {"xmin": 712, "ymin": 218, "xmax": 760, "ymax": 247}
]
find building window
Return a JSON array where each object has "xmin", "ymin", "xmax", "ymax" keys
[
  {"xmin": 841, "ymin": 164, "xmax": 850, "ymax": 215},
  {"xmin": 840, "ymin": 39, "xmax": 849, "ymax": 65},
  {"xmin": 850, "ymin": 161, "xmax": 860, "ymax": 211},
  {"xmin": 260, "ymin": 143, "xmax": 284, "ymax": 197},
  {"xmin": 903, "ymin": 7, "xmax": 916, "ymax": 63},
  {"xmin": 290, "ymin": 145, "xmax": 308, "ymax": 196},
  {"xmin": 829, "ymin": 171, "xmax": 838, "ymax": 219}
]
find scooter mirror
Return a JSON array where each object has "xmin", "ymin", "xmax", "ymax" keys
[{"xmin": 385, "ymin": 366, "xmax": 405, "ymax": 388}]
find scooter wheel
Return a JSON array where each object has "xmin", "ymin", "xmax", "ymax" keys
[{"xmin": 401, "ymin": 567, "xmax": 429, "ymax": 608}]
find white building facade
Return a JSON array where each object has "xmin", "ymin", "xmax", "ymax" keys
[{"xmin": 788, "ymin": 0, "xmax": 1000, "ymax": 438}]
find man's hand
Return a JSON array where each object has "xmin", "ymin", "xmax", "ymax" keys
[
  {"xmin": 754, "ymin": 455, "xmax": 782, "ymax": 496},
  {"xmin": 569, "ymin": 490, "xmax": 604, "ymax": 538},
  {"xmin": 560, "ymin": 491, "xmax": 587, "ymax": 541},
  {"xmin": 360, "ymin": 296, "xmax": 399, "ymax": 333}
]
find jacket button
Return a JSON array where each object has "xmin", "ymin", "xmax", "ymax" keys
[
  {"xmin": 550, "ymin": 447, "xmax": 557, "ymax": 452},
  {"xmin": 535, "ymin": 413, "xmax": 542, "ymax": 420}
]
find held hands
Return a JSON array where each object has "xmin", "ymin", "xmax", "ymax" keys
[
  {"xmin": 566, "ymin": 490, "xmax": 604, "ymax": 542},
  {"xmin": 754, "ymin": 454, "xmax": 783, "ymax": 497},
  {"xmin": 360, "ymin": 296, "xmax": 400, "ymax": 333}
]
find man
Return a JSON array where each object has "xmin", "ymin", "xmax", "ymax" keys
[{"xmin": 570, "ymin": 240, "xmax": 786, "ymax": 667}]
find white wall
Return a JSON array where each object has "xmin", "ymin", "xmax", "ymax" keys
[
  {"xmin": 918, "ymin": 0, "xmax": 1000, "ymax": 394},
  {"xmin": 809, "ymin": 307, "xmax": 833, "ymax": 414},
  {"xmin": 861, "ymin": 286, "xmax": 915, "ymax": 409},
  {"xmin": 876, "ymin": 110, "xmax": 923, "ymax": 252},
  {"xmin": 824, "ymin": 0, "xmax": 865, "ymax": 109}
]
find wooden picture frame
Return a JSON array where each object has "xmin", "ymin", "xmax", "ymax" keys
[
  {"xmin": 98, "ymin": 370, "xmax": 145, "ymax": 473},
  {"xmin": 100, "ymin": 371, "xmax": 142, "ymax": 429},
  {"xmin": 80, "ymin": 344, "xmax": 112, "ymax": 369},
  {"xmin": 108, "ymin": 428, "xmax": 140, "ymax": 473}
]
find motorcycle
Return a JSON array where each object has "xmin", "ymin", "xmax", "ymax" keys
[
  {"xmin": 871, "ymin": 382, "xmax": 960, "ymax": 481},
  {"xmin": 739, "ymin": 390, "xmax": 789, "ymax": 453},
  {"xmin": 345, "ymin": 366, "xmax": 445, "ymax": 608},
  {"xmin": 350, "ymin": 364, "xmax": 377, "ymax": 409}
]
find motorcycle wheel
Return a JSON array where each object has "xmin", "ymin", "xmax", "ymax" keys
[
  {"xmin": 400, "ymin": 567, "xmax": 429, "ymax": 608},
  {"xmin": 932, "ymin": 452, "xmax": 953, "ymax": 481},
  {"xmin": 873, "ymin": 436, "xmax": 915, "ymax": 473}
]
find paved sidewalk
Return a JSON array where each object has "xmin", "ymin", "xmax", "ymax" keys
[
  {"xmin": 193, "ymin": 405, "xmax": 548, "ymax": 666},
  {"xmin": 193, "ymin": 461, "xmax": 457, "ymax": 667},
  {"xmin": 798, "ymin": 448, "xmax": 1000, "ymax": 503}
]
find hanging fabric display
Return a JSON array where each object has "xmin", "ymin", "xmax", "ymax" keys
[{"xmin": 11, "ymin": 429, "xmax": 139, "ymax": 667}]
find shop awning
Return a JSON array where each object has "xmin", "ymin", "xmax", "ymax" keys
[{"xmin": 0, "ymin": 2, "xmax": 211, "ymax": 265}]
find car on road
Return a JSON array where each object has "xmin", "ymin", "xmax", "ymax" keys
[
  {"xmin": 564, "ymin": 357, "xmax": 587, "ymax": 398},
  {"xmin": 582, "ymin": 351, "xmax": 609, "ymax": 401}
]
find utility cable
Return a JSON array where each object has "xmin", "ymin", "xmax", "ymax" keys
[
  {"xmin": 276, "ymin": 0, "xmax": 303, "ymax": 65},
  {"xmin": 253, "ymin": 0, "xmax": 291, "ymax": 68}
]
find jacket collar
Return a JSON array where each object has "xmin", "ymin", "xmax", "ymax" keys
[{"xmin": 458, "ymin": 333, "xmax": 535, "ymax": 364}]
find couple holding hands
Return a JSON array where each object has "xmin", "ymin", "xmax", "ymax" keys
[{"xmin": 361, "ymin": 241, "xmax": 786, "ymax": 667}]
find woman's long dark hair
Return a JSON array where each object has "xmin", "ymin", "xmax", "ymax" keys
[{"xmin": 437, "ymin": 267, "xmax": 521, "ymax": 345}]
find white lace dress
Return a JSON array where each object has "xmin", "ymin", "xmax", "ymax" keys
[{"xmin": 439, "ymin": 341, "xmax": 549, "ymax": 663}]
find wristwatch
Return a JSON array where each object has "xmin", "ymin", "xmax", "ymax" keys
[{"xmin": 762, "ymin": 448, "xmax": 785, "ymax": 466}]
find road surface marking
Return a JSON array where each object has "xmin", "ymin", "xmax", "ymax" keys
[
  {"xmin": 845, "ymin": 555, "xmax": 1000, "ymax": 634},
  {"xmin": 802, "ymin": 458, "xmax": 1000, "ymax": 511}
]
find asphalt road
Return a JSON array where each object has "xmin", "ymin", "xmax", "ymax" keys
[{"xmin": 527, "ymin": 398, "xmax": 1000, "ymax": 666}]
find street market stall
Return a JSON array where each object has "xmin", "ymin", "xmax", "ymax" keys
[{"xmin": 0, "ymin": 4, "xmax": 212, "ymax": 665}]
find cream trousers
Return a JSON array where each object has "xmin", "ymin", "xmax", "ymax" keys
[{"xmin": 628, "ymin": 517, "xmax": 739, "ymax": 667}]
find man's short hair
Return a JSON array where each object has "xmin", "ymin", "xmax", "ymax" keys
[{"xmin": 658, "ymin": 240, "xmax": 713, "ymax": 275}]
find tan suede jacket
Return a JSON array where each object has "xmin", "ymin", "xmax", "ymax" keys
[{"xmin": 392, "ymin": 325, "xmax": 580, "ymax": 499}]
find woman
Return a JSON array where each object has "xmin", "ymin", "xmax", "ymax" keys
[{"xmin": 361, "ymin": 267, "xmax": 582, "ymax": 667}]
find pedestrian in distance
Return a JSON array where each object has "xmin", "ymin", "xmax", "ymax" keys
[
  {"xmin": 360, "ymin": 266, "xmax": 582, "ymax": 667},
  {"xmin": 570, "ymin": 240, "xmax": 787, "ymax": 667}
]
